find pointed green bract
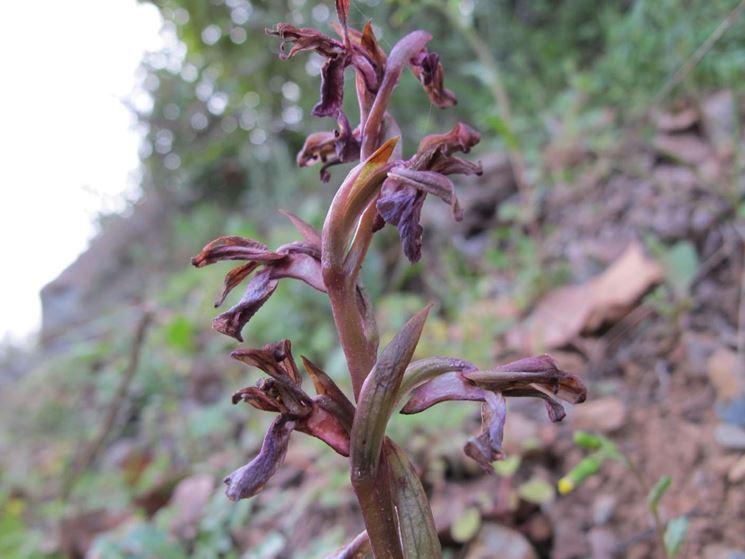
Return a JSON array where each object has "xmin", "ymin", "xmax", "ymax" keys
[
  {"xmin": 385, "ymin": 440, "xmax": 442, "ymax": 558},
  {"xmin": 351, "ymin": 304, "xmax": 432, "ymax": 481}
]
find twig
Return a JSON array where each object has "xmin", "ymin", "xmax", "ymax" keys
[
  {"xmin": 652, "ymin": 0, "xmax": 745, "ymax": 109},
  {"xmin": 61, "ymin": 308, "xmax": 154, "ymax": 498}
]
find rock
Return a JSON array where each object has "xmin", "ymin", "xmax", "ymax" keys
[
  {"xmin": 589, "ymin": 527, "xmax": 618, "ymax": 559},
  {"xmin": 707, "ymin": 347, "xmax": 745, "ymax": 401},
  {"xmin": 728, "ymin": 454, "xmax": 745, "ymax": 483},
  {"xmin": 592, "ymin": 494, "xmax": 618, "ymax": 526},
  {"xmin": 716, "ymin": 397, "xmax": 745, "ymax": 428},
  {"xmin": 714, "ymin": 424, "xmax": 745, "ymax": 450},
  {"xmin": 466, "ymin": 523, "xmax": 538, "ymax": 559},
  {"xmin": 168, "ymin": 473, "xmax": 216, "ymax": 541},
  {"xmin": 704, "ymin": 544, "xmax": 745, "ymax": 559},
  {"xmin": 571, "ymin": 397, "xmax": 627, "ymax": 433}
]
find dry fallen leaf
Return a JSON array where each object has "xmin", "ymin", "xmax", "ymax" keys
[{"xmin": 508, "ymin": 242, "xmax": 663, "ymax": 352}]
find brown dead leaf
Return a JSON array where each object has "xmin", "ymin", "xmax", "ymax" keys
[{"xmin": 508, "ymin": 242, "xmax": 663, "ymax": 352}]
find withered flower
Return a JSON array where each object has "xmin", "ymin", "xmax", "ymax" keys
[
  {"xmin": 225, "ymin": 339, "xmax": 354, "ymax": 500},
  {"xmin": 377, "ymin": 122, "xmax": 483, "ymax": 262},
  {"xmin": 401, "ymin": 354, "xmax": 587, "ymax": 472},
  {"xmin": 191, "ymin": 214, "xmax": 325, "ymax": 342}
]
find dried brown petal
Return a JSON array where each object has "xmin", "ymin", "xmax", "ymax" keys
[
  {"xmin": 231, "ymin": 386, "xmax": 282, "ymax": 412},
  {"xmin": 212, "ymin": 270, "xmax": 277, "ymax": 342},
  {"xmin": 410, "ymin": 50, "xmax": 456, "ymax": 108},
  {"xmin": 417, "ymin": 122, "xmax": 480, "ymax": 156},
  {"xmin": 214, "ymin": 262, "xmax": 259, "ymax": 308},
  {"xmin": 232, "ymin": 339, "xmax": 301, "ymax": 385},
  {"xmin": 301, "ymin": 356, "xmax": 355, "ymax": 426},
  {"xmin": 296, "ymin": 131, "xmax": 337, "ymax": 168},
  {"xmin": 266, "ymin": 24, "xmax": 344, "ymax": 59},
  {"xmin": 191, "ymin": 236, "xmax": 279, "ymax": 268}
]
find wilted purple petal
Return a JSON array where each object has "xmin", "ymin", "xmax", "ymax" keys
[
  {"xmin": 224, "ymin": 417, "xmax": 295, "ymax": 501},
  {"xmin": 313, "ymin": 55, "xmax": 349, "ymax": 118},
  {"xmin": 296, "ymin": 402, "xmax": 351, "ymax": 456},
  {"xmin": 400, "ymin": 371, "xmax": 485, "ymax": 414},
  {"xmin": 463, "ymin": 392, "xmax": 507, "ymax": 472},
  {"xmin": 213, "ymin": 269, "xmax": 278, "ymax": 342},
  {"xmin": 271, "ymin": 242, "xmax": 326, "ymax": 292},
  {"xmin": 387, "ymin": 167, "xmax": 462, "ymax": 220},
  {"xmin": 376, "ymin": 180, "xmax": 425, "ymax": 262},
  {"xmin": 350, "ymin": 53, "xmax": 378, "ymax": 92}
]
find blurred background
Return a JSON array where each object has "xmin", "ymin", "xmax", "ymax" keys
[{"xmin": 2, "ymin": 0, "xmax": 745, "ymax": 557}]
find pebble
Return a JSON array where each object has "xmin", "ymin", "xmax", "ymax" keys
[
  {"xmin": 728, "ymin": 454, "xmax": 745, "ymax": 483},
  {"xmin": 714, "ymin": 423, "xmax": 745, "ymax": 450},
  {"xmin": 707, "ymin": 347, "xmax": 745, "ymax": 401}
]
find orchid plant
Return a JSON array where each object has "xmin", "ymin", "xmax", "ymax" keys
[{"xmin": 191, "ymin": 2, "xmax": 587, "ymax": 557}]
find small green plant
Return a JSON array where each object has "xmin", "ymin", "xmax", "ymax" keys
[
  {"xmin": 191, "ymin": 2, "xmax": 587, "ymax": 556},
  {"xmin": 559, "ymin": 432, "xmax": 688, "ymax": 559}
]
